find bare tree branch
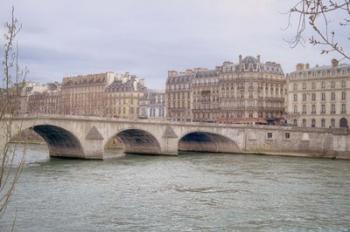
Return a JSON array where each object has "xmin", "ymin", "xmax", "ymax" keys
[
  {"xmin": 0, "ymin": 6, "xmax": 26, "ymax": 218},
  {"xmin": 287, "ymin": 0, "xmax": 350, "ymax": 60}
]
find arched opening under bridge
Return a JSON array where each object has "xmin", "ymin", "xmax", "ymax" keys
[
  {"xmin": 178, "ymin": 131, "xmax": 240, "ymax": 154},
  {"xmin": 9, "ymin": 124, "xmax": 85, "ymax": 159},
  {"xmin": 105, "ymin": 129, "xmax": 161, "ymax": 155}
]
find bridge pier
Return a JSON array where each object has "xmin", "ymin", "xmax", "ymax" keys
[
  {"xmin": 81, "ymin": 140, "xmax": 104, "ymax": 159},
  {"xmin": 82, "ymin": 126, "xmax": 105, "ymax": 159},
  {"xmin": 48, "ymin": 146, "xmax": 85, "ymax": 159},
  {"xmin": 158, "ymin": 126, "xmax": 179, "ymax": 155},
  {"xmin": 159, "ymin": 137, "xmax": 179, "ymax": 156}
]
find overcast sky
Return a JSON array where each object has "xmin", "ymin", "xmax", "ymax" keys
[{"xmin": 0, "ymin": 0, "xmax": 348, "ymax": 89}]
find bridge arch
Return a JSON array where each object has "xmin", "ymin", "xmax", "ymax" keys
[
  {"xmin": 12, "ymin": 124, "xmax": 85, "ymax": 158},
  {"xmin": 178, "ymin": 131, "xmax": 240, "ymax": 153},
  {"xmin": 105, "ymin": 128, "xmax": 161, "ymax": 154}
]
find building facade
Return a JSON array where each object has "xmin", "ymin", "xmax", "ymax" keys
[
  {"xmin": 139, "ymin": 89, "xmax": 166, "ymax": 120},
  {"xmin": 0, "ymin": 81, "xmax": 52, "ymax": 115},
  {"xmin": 105, "ymin": 73, "xmax": 146, "ymax": 119},
  {"xmin": 286, "ymin": 59, "xmax": 350, "ymax": 128},
  {"xmin": 166, "ymin": 55, "xmax": 286, "ymax": 124},
  {"xmin": 165, "ymin": 70, "xmax": 194, "ymax": 122},
  {"xmin": 217, "ymin": 55, "xmax": 286, "ymax": 124},
  {"xmin": 61, "ymin": 72, "xmax": 115, "ymax": 116},
  {"xmin": 192, "ymin": 68, "xmax": 221, "ymax": 122},
  {"xmin": 27, "ymin": 82, "xmax": 61, "ymax": 115},
  {"xmin": 1, "ymin": 72, "xmax": 148, "ymax": 119}
]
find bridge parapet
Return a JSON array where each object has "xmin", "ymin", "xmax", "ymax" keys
[{"xmin": 1, "ymin": 115, "xmax": 349, "ymax": 160}]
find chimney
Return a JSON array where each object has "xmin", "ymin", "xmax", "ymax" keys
[
  {"xmin": 257, "ymin": 55, "xmax": 261, "ymax": 63},
  {"xmin": 239, "ymin": 54, "xmax": 242, "ymax": 63},
  {"xmin": 296, "ymin": 63, "xmax": 304, "ymax": 71},
  {"xmin": 168, "ymin": 70, "xmax": 178, "ymax": 77},
  {"xmin": 331, "ymin": 58, "xmax": 339, "ymax": 67},
  {"xmin": 185, "ymin": 69, "xmax": 193, "ymax": 75},
  {"xmin": 305, "ymin": 63, "xmax": 310, "ymax": 69}
]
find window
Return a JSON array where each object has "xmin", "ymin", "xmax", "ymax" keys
[
  {"xmin": 312, "ymin": 93, "xmax": 316, "ymax": 101},
  {"xmin": 321, "ymin": 104, "xmax": 326, "ymax": 114},
  {"xmin": 311, "ymin": 119, "xmax": 316, "ymax": 127},
  {"xmin": 331, "ymin": 92, "xmax": 335, "ymax": 101},
  {"xmin": 293, "ymin": 105, "xmax": 298, "ymax": 113},
  {"xmin": 342, "ymin": 91, "xmax": 346, "ymax": 100},
  {"xmin": 293, "ymin": 94, "xmax": 298, "ymax": 101},
  {"xmin": 311, "ymin": 104, "xmax": 316, "ymax": 114},
  {"xmin": 293, "ymin": 119, "xmax": 297, "ymax": 126},
  {"xmin": 285, "ymin": 133, "xmax": 290, "ymax": 139},
  {"xmin": 302, "ymin": 119, "xmax": 307, "ymax": 127},
  {"xmin": 321, "ymin": 81, "xmax": 325, "ymax": 89},
  {"xmin": 293, "ymin": 83, "xmax": 298, "ymax": 90},
  {"xmin": 321, "ymin": 92, "xmax": 326, "ymax": 101},
  {"xmin": 302, "ymin": 82, "xmax": 307, "ymax": 89},
  {"xmin": 267, "ymin": 132, "xmax": 273, "ymax": 139},
  {"xmin": 311, "ymin": 82, "xmax": 316, "ymax": 89},
  {"xmin": 340, "ymin": 117, "xmax": 348, "ymax": 128},
  {"xmin": 302, "ymin": 105, "xmax": 307, "ymax": 114},
  {"xmin": 331, "ymin": 104, "xmax": 336, "ymax": 114},
  {"xmin": 342, "ymin": 104, "xmax": 346, "ymax": 114},
  {"xmin": 331, "ymin": 118, "xmax": 335, "ymax": 127},
  {"xmin": 302, "ymin": 93, "xmax": 307, "ymax": 101},
  {"xmin": 331, "ymin": 81, "xmax": 335, "ymax": 88},
  {"xmin": 342, "ymin": 80, "xmax": 346, "ymax": 88},
  {"xmin": 321, "ymin": 118, "xmax": 326, "ymax": 128}
]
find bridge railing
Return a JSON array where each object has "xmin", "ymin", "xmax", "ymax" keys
[{"xmin": 9, "ymin": 113, "xmax": 350, "ymax": 135}]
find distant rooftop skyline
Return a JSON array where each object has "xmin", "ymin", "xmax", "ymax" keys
[{"xmin": 1, "ymin": 0, "xmax": 348, "ymax": 89}]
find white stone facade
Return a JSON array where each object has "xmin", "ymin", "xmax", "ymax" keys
[
  {"xmin": 166, "ymin": 55, "xmax": 286, "ymax": 124},
  {"xmin": 139, "ymin": 89, "xmax": 166, "ymax": 120},
  {"xmin": 286, "ymin": 60, "xmax": 350, "ymax": 128}
]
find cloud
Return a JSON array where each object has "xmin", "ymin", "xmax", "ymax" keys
[{"xmin": 0, "ymin": 0, "xmax": 347, "ymax": 89}]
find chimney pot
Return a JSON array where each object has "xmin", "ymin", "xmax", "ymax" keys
[
  {"xmin": 331, "ymin": 59, "xmax": 339, "ymax": 67},
  {"xmin": 296, "ymin": 63, "xmax": 304, "ymax": 71}
]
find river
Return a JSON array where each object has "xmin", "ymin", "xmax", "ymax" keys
[{"xmin": 0, "ymin": 144, "xmax": 350, "ymax": 231}]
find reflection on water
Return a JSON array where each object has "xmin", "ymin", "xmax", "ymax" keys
[
  {"xmin": 6, "ymin": 143, "xmax": 50, "ymax": 165},
  {"xmin": 1, "ymin": 144, "xmax": 350, "ymax": 231}
]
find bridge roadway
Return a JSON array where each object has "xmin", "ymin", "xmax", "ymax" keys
[{"xmin": 1, "ymin": 115, "xmax": 350, "ymax": 159}]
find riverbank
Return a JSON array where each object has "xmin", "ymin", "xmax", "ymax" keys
[
  {"xmin": 245, "ymin": 151, "xmax": 345, "ymax": 160},
  {"xmin": 8, "ymin": 142, "xmax": 350, "ymax": 160},
  {"xmin": 9, "ymin": 140, "xmax": 45, "ymax": 145}
]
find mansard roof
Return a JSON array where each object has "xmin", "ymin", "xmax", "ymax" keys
[
  {"xmin": 195, "ymin": 69, "xmax": 219, "ymax": 78},
  {"xmin": 242, "ymin": 56, "xmax": 258, "ymax": 64},
  {"xmin": 166, "ymin": 74, "xmax": 193, "ymax": 84},
  {"xmin": 287, "ymin": 62, "xmax": 350, "ymax": 78},
  {"xmin": 105, "ymin": 78, "xmax": 146, "ymax": 92},
  {"xmin": 303, "ymin": 63, "xmax": 350, "ymax": 72},
  {"xmin": 62, "ymin": 73, "xmax": 111, "ymax": 86}
]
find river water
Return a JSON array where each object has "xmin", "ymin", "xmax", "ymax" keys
[{"xmin": 1, "ymin": 144, "xmax": 350, "ymax": 232}]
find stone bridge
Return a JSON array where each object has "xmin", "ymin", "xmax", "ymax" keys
[{"xmin": 1, "ymin": 115, "xmax": 350, "ymax": 159}]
